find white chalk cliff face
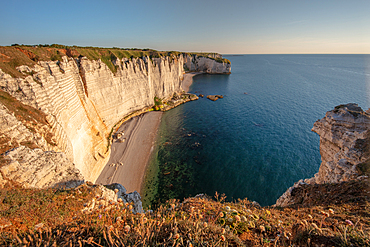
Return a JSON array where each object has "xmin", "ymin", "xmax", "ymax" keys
[
  {"xmin": 0, "ymin": 54, "xmax": 230, "ymax": 187},
  {"xmin": 276, "ymin": 103, "xmax": 370, "ymax": 207},
  {"xmin": 310, "ymin": 103, "xmax": 370, "ymax": 184},
  {"xmin": 184, "ymin": 55, "xmax": 231, "ymax": 74}
]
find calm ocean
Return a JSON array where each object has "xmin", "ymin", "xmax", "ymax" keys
[{"xmin": 143, "ymin": 54, "xmax": 370, "ymax": 207}]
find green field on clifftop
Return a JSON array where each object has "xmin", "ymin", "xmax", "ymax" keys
[{"xmin": 0, "ymin": 45, "xmax": 230, "ymax": 77}]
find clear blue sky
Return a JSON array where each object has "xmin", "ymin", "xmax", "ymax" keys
[{"xmin": 1, "ymin": 0, "xmax": 369, "ymax": 54}]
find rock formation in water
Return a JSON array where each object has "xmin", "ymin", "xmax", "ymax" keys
[
  {"xmin": 0, "ymin": 46, "xmax": 230, "ymax": 188},
  {"xmin": 276, "ymin": 103, "xmax": 370, "ymax": 207}
]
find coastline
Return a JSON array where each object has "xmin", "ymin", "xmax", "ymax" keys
[
  {"xmin": 95, "ymin": 111, "xmax": 162, "ymax": 193},
  {"xmin": 96, "ymin": 72, "xmax": 200, "ymax": 195},
  {"xmin": 182, "ymin": 72, "xmax": 203, "ymax": 92}
]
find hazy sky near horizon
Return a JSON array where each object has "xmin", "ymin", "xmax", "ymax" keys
[{"xmin": 1, "ymin": 0, "xmax": 369, "ymax": 54}]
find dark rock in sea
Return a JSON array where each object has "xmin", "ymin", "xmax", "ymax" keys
[
  {"xmin": 207, "ymin": 95, "xmax": 219, "ymax": 101},
  {"xmin": 161, "ymin": 93, "xmax": 199, "ymax": 111},
  {"xmin": 199, "ymin": 94, "xmax": 204, "ymax": 98}
]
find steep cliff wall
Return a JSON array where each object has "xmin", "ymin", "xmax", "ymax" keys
[
  {"xmin": 276, "ymin": 103, "xmax": 370, "ymax": 207},
  {"xmin": 0, "ymin": 49, "xmax": 230, "ymax": 187},
  {"xmin": 184, "ymin": 54, "xmax": 231, "ymax": 74}
]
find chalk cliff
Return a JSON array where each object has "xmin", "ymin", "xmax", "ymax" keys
[
  {"xmin": 184, "ymin": 54, "xmax": 231, "ymax": 74},
  {"xmin": 0, "ymin": 50, "xmax": 230, "ymax": 188},
  {"xmin": 276, "ymin": 103, "xmax": 370, "ymax": 207}
]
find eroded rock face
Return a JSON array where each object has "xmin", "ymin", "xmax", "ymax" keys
[
  {"xmin": 184, "ymin": 55, "xmax": 231, "ymax": 74},
  {"xmin": 0, "ymin": 146, "xmax": 84, "ymax": 188},
  {"xmin": 310, "ymin": 103, "xmax": 370, "ymax": 184},
  {"xmin": 276, "ymin": 104, "xmax": 370, "ymax": 207},
  {"xmin": 84, "ymin": 183, "xmax": 143, "ymax": 214},
  {"xmin": 0, "ymin": 102, "xmax": 50, "ymax": 153}
]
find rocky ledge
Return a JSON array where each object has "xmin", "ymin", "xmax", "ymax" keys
[
  {"xmin": 0, "ymin": 146, "xmax": 84, "ymax": 189},
  {"xmin": 161, "ymin": 92, "xmax": 199, "ymax": 111},
  {"xmin": 276, "ymin": 103, "xmax": 370, "ymax": 207}
]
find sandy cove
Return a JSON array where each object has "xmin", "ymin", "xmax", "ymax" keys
[
  {"xmin": 181, "ymin": 72, "xmax": 203, "ymax": 92},
  {"xmin": 96, "ymin": 73, "xmax": 200, "ymax": 193}
]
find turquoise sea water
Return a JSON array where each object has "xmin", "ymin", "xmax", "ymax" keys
[{"xmin": 144, "ymin": 54, "xmax": 370, "ymax": 207}]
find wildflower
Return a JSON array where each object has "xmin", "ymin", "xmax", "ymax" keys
[
  {"xmin": 259, "ymin": 225, "xmax": 265, "ymax": 232},
  {"xmin": 98, "ymin": 214, "xmax": 102, "ymax": 219},
  {"xmin": 266, "ymin": 210, "xmax": 271, "ymax": 215},
  {"xmin": 203, "ymin": 222, "xmax": 208, "ymax": 228},
  {"xmin": 345, "ymin": 220, "xmax": 354, "ymax": 226},
  {"xmin": 221, "ymin": 228, "xmax": 226, "ymax": 234},
  {"xmin": 219, "ymin": 212, "xmax": 224, "ymax": 218},
  {"xmin": 128, "ymin": 205, "xmax": 133, "ymax": 210},
  {"xmin": 221, "ymin": 235, "xmax": 226, "ymax": 241},
  {"xmin": 124, "ymin": 225, "xmax": 131, "ymax": 233},
  {"xmin": 328, "ymin": 208, "xmax": 334, "ymax": 215},
  {"xmin": 225, "ymin": 206, "xmax": 231, "ymax": 211},
  {"xmin": 116, "ymin": 216, "xmax": 122, "ymax": 223},
  {"xmin": 235, "ymin": 215, "xmax": 241, "ymax": 222},
  {"xmin": 143, "ymin": 217, "xmax": 148, "ymax": 224},
  {"xmin": 173, "ymin": 233, "xmax": 180, "ymax": 240},
  {"xmin": 34, "ymin": 223, "xmax": 44, "ymax": 231},
  {"xmin": 171, "ymin": 204, "xmax": 176, "ymax": 209}
]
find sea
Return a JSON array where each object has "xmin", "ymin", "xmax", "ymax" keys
[{"xmin": 143, "ymin": 54, "xmax": 370, "ymax": 207}]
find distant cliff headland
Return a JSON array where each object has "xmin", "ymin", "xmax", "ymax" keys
[{"xmin": 0, "ymin": 45, "xmax": 231, "ymax": 187}]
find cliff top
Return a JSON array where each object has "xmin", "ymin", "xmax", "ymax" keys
[{"xmin": 0, "ymin": 44, "xmax": 230, "ymax": 77}]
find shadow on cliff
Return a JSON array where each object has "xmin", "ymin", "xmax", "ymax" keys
[
  {"xmin": 285, "ymin": 178, "xmax": 370, "ymax": 208},
  {"xmin": 53, "ymin": 179, "xmax": 85, "ymax": 189}
]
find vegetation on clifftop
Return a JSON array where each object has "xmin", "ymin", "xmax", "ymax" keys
[
  {"xmin": 0, "ymin": 179, "xmax": 369, "ymax": 246},
  {"xmin": 0, "ymin": 45, "xmax": 229, "ymax": 77}
]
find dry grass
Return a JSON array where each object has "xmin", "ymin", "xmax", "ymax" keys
[{"xmin": 0, "ymin": 181, "xmax": 369, "ymax": 246}]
